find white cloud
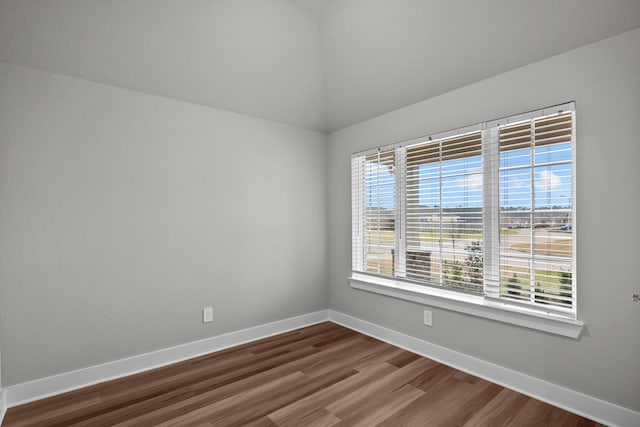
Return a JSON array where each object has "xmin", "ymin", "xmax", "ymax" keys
[
  {"xmin": 458, "ymin": 173, "xmax": 482, "ymax": 190},
  {"xmin": 535, "ymin": 170, "xmax": 562, "ymax": 190}
]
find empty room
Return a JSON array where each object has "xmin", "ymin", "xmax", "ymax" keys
[{"xmin": 0, "ymin": 0, "xmax": 639, "ymax": 425}]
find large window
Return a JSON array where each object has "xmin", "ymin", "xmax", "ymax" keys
[{"xmin": 352, "ymin": 103, "xmax": 576, "ymax": 319}]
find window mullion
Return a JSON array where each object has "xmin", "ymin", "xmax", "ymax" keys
[
  {"xmin": 483, "ymin": 127, "xmax": 500, "ymax": 298},
  {"xmin": 529, "ymin": 120, "xmax": 536, "ymax": 304},
  {"xmin": 394, "ymin": 147, "xmax": 407, "ymax": 278},
  {"xmin": 438, "ymin": 141, "xmax": 444, "ymax": 287}
]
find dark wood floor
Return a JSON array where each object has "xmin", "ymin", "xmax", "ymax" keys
[{"xmin": 3, "ymin": 322, "xmax": 602, "ymax": 426}]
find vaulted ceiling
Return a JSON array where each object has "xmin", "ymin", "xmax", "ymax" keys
[{"xmin": 2, "ymin": 0, "xmax": 639, "ymax": 132}]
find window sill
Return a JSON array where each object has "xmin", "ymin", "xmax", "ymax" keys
[{"xmin": 348, "ymin": 274, "xmax": 584, "ymax": 339}]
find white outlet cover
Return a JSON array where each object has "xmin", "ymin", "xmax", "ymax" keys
[
  {"xmin": 203, "ymin": 306, "xmax": 213, "ymax": 323},
  {"xmin": 423, "ymin": 310, "xmax": 432, "ymax": 327}
]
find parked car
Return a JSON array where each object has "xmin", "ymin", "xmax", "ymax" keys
[{"xmin": 560, "ymin": 224, "xmax": 572, "ymax": 232}]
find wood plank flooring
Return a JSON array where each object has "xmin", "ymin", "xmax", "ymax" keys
[{"xmin": 2, "ymin": 322, "xmax": 603, "ymax": 426}]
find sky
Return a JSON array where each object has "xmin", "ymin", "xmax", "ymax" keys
[{"xmin": 365, "ymin": 142, "xmax": 572, "ymax": 211}]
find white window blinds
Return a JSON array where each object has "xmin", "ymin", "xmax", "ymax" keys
[
  {"xmin": 351, "ymin": 148, "xmax": 396, "ymax": 276},
  {"xmin": 405, "ymin": 132, "xmax": 483, "ymax": 292},
  {"xmin": 352, "ymin": 102, "xmax": 576, "ymax": 318},
  {"xmin": 495, "ymin": 111, "xmax": 575, "ymax": 311}
]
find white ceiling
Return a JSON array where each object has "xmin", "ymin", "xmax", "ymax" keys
[
  {"xmin": 319, "ymin": 0, "xmax": 640, "ymax": 130},
  {"xmin": 0, "ymin": 0, "xmax": 327, "ymax": 130},
  {"xmin": 2, "ymin": 0, "xmax": 640, "ymax": 132}
]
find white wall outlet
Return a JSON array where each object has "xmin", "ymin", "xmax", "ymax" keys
[
  {"xmin": 423, "ymin": 309, "xmax": 432, "ymax": 327},
  {"xmin": 203, "ymin": 306, "xmax": 213, "ymax": 323}
]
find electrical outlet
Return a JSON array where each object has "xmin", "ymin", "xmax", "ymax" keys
[
  {"xmin": 423, "ymin": 310, "xmax": 432, "ymax": 327},
  {"xmin": 203, "ymin": 306, "xmax": 213, "ymax": 323}
]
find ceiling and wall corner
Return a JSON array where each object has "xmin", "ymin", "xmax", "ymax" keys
[
  {"xmin": 318, "ymin": 0, "xmax": 640, "ymax": 131},
  {"xmin": 0, "ymin": 0, "xmax": 639, "ymax": 420},
  {"xmin": 1, "ymin": 0, "xmax": 639, "ymax": 132},
  {"xmin": 0, "ymin": 0, "xmax": 328, "ymax": 131}
]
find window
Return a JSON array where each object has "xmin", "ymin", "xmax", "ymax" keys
[{"xmin": 351, "ymin": 103, "xmax": 576, "ymax": 320}]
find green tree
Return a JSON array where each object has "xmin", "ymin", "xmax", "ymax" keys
[
  {"xmin": 558, "ymin": 270, "xmax": 572, "ymax": 285},
  {"xmin": 558, "ymin": 270, "xmax": 572, "ymax": 301},
  {"xmin": 451, "ymin": 262, "xmax": 463, "ymax": 285},
  {"xmin": 465, "ymin": 240, "xmax": 483, "ymax": 286},
  {"xmin": 505, "ymin": 273, "xmax": 524, "ymax": 298},
  {"xmin": 443, "ymin": 260, "xmax": 462, "ymax": 288}
]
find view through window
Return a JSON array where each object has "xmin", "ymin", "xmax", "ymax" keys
[{"xmin": 352, "ymin": 104, "xmax": 575, "ymax": 317}]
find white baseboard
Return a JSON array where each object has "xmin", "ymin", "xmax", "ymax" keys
[
  {"xmin": 0, "ymin": 388, "xmax": 7, "ymax": 425},
  {"xmin": 328, "ymin": 310, "xmax": 639, "ymax": 427},
  {"xmin": 5, "ymin": 310, "xmax": 329, "ymax": 408}
]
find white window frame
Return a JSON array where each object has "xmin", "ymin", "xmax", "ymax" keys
[{"xmin": 349, "ymin": 102, "xmax": 583, "ymax": 338}]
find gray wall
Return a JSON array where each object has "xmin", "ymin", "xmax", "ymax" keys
[
  {"xmin": 1, "ymin": 19, "xmax": 638, "ymax": 416},
  {"xmin": 0, "ymin": 62, "xmax": 328, "ymax": 385},
  {"xmin": 0, "ymin": 317, "xmax": 3, "ymax": 395},
  {"xmin": 328, "ymin": 29, "xmax": 640, "ymax": 411}
]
